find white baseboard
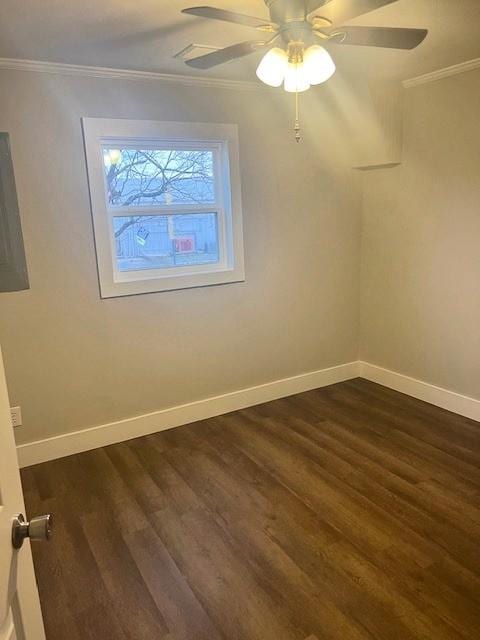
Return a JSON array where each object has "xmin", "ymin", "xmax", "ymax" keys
[
  {"xmin": 359, "ymin": 362, "xmax": 480, "ymax": 423},
  {"xmin": 18, "ymin": 360, "xmax": 479, "ymax": 468},
  {"xmin": 17, "ymin": 361, "xmax": 360, "ymax": 468}
]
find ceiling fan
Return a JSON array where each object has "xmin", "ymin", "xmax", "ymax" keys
[{"xmin": 181, "ymin": 0, "xmax": 428, "ymax": 140}]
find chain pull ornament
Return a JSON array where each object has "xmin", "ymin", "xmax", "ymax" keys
[{"xmin": 294, "ymin": 86, "xmax": 301, "ymax": 143}]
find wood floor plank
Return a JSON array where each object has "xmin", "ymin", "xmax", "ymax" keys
[
  {"xmin": 21, "ymin": 379, "xmax": 480, "ymax": 640},
  {"xmin": 155, "ymin": 428, "xmax": 371, "ymax": 640},
  {"xmin": 247, "ymin": 409, "xmax": 480, "ymax": 566},
  {"xmin": 80, "ymin": 509, "xmax": 170, "ymax": 638},
  {"xmin": 288, "ymin": 390, "xmax": 480, "ymax": 498},
  {"xmin": 124, "ymin": 525, "xmax": 224, "ymax": 640}
]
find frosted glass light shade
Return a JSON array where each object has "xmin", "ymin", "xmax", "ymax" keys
[
  {"xmin": 256, "ymin": 48, "xmax": 289, "ymax": 87},
  {"xmin": 303, "ymin": 45, "xmax": 336, "ymax": 85},
  {"xmin": 283, "ymin": 62, "xmax": 310, "ymax": 93}
]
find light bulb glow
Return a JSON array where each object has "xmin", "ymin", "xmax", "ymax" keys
[
  {"xmin": 256, "ymin": 48, "xmax": 288, "ymax": 87},
  {"xmin": 283, "ymin": 62, "xmax": 310, "ymax": 93},
  {"xmin": 303, "ymin": 45, "xmax": 336, "ymax": 85},
  {"xmin": 103, "ymin": 149, "xmax": 122, "ymax": 168}
]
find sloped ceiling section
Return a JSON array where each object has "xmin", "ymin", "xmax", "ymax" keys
[{"xmin": 0, "ymin": 0, "xmax": 479, "ymax": 82}]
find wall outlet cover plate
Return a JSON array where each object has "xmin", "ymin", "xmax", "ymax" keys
[{"xmin": 10, "ymin": 405, "xmax": 22, "ymax": 428}]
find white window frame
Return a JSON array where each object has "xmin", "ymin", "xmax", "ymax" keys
[{"xmin": 82, "ymin": 118, "xmax": 245, "ymax": 298}]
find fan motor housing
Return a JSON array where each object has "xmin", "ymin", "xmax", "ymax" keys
[
  {"xmin": 264, "ymin": 0, "xmax": 310, "ymax": 24},
  {"xmin": 265, "ymin": 0, "xmax": 325, "ymax": 44}
]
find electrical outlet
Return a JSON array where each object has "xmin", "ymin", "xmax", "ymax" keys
[{"xmin": 10, "ymin": 406, "xmax": 22, "ymax": 428}]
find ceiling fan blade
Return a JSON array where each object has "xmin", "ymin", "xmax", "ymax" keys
[
  {"xmin": 182, "ymin": 6, "xmax": 277, "ymax": 30},
  {"xmin": 322, "ymin": 0, "xmax": 399, "ymax": 25},
  {"xmin": 329, "ymin": 26, "xmax": 428, "ymax": 49},
  {"xmin": 306, "ymin": 0, "xmax": 334, "ymax": 15},
  {"xmin": 185, "ymin": 40, "xmax": 266, "ymax": 69}
]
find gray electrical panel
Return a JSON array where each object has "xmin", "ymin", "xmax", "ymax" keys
[{"xmin": 0, "ymin": 133, "xmax": 29, "ymax": 292}]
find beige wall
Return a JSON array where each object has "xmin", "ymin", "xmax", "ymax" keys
[
  {"xmin": 360, "ymin": 70, "xmax": 480, "ymax": 400},
  {"xmin": 0, "ymin": 70, "xmax": 361, "ymax": 444}
]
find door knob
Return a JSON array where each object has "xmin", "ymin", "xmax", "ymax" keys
[{"xmin": 11, "ymin": 513, "xmax": 53, "ymax": 549}]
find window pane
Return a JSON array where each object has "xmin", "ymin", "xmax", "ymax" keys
[
  {"xmin": 113, "ymin": 213, "xmax": 219, "ymax": 272},
  {"xmin": 103, "ymin": 148, "xmax": 215, "ymax": 207}
]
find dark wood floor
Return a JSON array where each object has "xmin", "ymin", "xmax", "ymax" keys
[{"xmin": 21, "ymin": 378, "xmax": 480, "ymax": 640}]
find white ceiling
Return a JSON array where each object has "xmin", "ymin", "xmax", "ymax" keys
[{"xmin": 0, "ymin": 0, "xmax": 479, "ymax": 83}]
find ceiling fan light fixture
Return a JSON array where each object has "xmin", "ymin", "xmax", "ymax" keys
[
  {"xmin": 303, "ymin": 45, "xmax": 336, "ymax": 85},
  {"xmin": 180, "ymin": 1, "xmax": 428, "ymax": 142},
  {"xmin": 256, "ymin": 47, "xmax": 288, "ymax": 87}
]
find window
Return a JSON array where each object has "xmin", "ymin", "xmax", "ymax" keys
[{"xmin": 82, "ymin": 118, "xmax": 245, "ymax": 297}]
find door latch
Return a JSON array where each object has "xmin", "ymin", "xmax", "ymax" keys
[{"xmin": 12, "ymin": 513, "xmax": 53, "ymax": 549}]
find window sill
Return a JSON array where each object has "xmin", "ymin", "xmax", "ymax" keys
[{"xmin": 100, "ymin": 266, "xmax": 245, "ymax": 298}]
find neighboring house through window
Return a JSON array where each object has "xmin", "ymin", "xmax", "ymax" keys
[{"xmin": 82, "ymin": 118, "xmax": 245, "ymax": 297}]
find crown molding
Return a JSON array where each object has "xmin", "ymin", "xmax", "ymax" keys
[
  {"xmin": 3, "ymin": 55, "xmax": 479, "ymax": 93},
  {"xmin": 0, "ymin": 57, "xmax": 260, "ymax": 91},
  {"xmin": 403, "ymin": 58, "xmax": 480, "ymax": 89}
]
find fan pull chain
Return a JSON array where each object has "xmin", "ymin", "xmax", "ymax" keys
[{"xmin": 294, "ymin": 78, "xmax": 301, "ymax": 143}]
